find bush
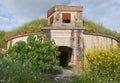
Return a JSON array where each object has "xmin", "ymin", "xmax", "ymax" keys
[
  {"xmin": 5, "ymin": 34, "xmax": 61, "ymax": 74},
  {"xmin": 85, "ymin": 47, "xmax": 120, "ymax": 82},
  {"xmin": 0, "ymin": 34, "xmax": 61, "ymax": 83},
  {"xmin": 71, "ymin": 47, "xmax": 120, "ymax": 83}
]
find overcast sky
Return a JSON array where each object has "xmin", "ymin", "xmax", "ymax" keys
[{"xmin": 0, "ymin": 0, "xmax": 120, "ymax": 32}]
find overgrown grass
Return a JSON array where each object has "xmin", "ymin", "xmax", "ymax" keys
[
  {"xmin": 0, "ymin": 59, "xmax": 56, "ymax": 83},
  {"xmin": 0, "ymin": 18, "xmax": 120, "ymax": 49},
  {"xmin": 5, "ymin": 19, "xmax": 50, "ymax": 39},
  {"xmin": 0, "ymin": 31, "xmax": 7, "ymax": 48},
  {"xmin": 83, "ymin": 19, "xmax": 120, "ymax": 40},
  {"xmin": 71, "ymin": 47, "xmax": 120, "ymax": 83}
]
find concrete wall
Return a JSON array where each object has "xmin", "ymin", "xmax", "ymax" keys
[
  {"xmin": 7, "ymin": 32, "xmax": 118, "ymax": 51},
  {"xmin": 47, "ymin": 5, "xmax": 83, "ymax": 28},
  {"xmin": 83, "ymin": 33, "xmax": 118, "ymax": 51},
  {"xmin": 50, "ymin": 30, "xmax": 73, "ymax": 47},
  {"xmin": 48, "ymin": 11, "xmax": 82, "ymax": 25},
  {"xmin": 7, "ymin": 34, "xmax": 37, "ymax": 49}
]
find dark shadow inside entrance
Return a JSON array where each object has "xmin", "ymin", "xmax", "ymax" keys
[{"xmin": 58, "ymin": 46, "xmax": 73, "ymax": 67}]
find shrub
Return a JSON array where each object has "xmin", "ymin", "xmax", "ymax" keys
[
  {"xmin": 86, "ymin": 47, "xmax": 120, "ymax": 82},
  {"xmin": 5, "ymin": 34, "xmax": 61, "ymax": 74},
  {"xmin": 0, "ymin": 34, "xmax": 62, "ymax": 83}
]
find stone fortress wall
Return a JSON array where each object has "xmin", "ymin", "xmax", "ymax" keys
[
  {"xmin": 7, "ymin": 32, "xmax": 118, "ymax": 51},
  {"xmin": 83, "ymin": 33, "xmax": 118, "ymax": 51}
]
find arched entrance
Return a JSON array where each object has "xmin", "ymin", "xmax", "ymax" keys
[{"xmin": 58, "ymin": 46, "xmax": 73, "ymax": 67}]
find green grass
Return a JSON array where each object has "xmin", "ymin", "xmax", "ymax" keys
[
  {"xmin": 71, "ymin": 74, "xmax": 120, "ymax": 83},
  {"xmin": 0, "ymin": 31, "xmax": 7, "ymax": 48},
  {"xmin": 0, "ymin": 59, "xmax": 56, "ymax": 83},
  {"xmin": 83, "ymin": 19, "xmax": 120, "ymax": 40},
  {"xmin": 0, "ymin": 18, "xmax": 120, "ymax": 49},
  {"xmin": 6, "ymin": 18, "xmax": 50, "ymax": 39}
]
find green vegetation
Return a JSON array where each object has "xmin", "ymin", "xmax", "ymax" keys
[
  {"xmin": 0, "ymin": 31, "xmax": 7, "ymax": 48},
  {"xmin": 0, "ymin": 18, "xmax": 120, "ymax": 82},
  {"xmin": 83, "ymin": 19, "xmax": 120, "ymax": 40},
  {"xmin": 6, "ymin": 34, "xmax": 61, "ymax": 74},
  {"xmin": 6, "ymin": 19, "xmax": 50, "ymax": 39},
  {"xmin": 0, "ymin": 18, "xmax": 120, "ymax": 49},
  {"xmin": 0, "ymin": 34, "xmax": 61, "ymax": 82},
  {"xmin": 71, "ymin": 47, "xmax": 120, "ymax": 83}
]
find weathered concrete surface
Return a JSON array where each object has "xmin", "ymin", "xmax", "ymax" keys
[
  {"xmin": 7, "ymin": 32, "xmax": 118, "ymax": 53},
  {"xmin": 84, "ymin": 33, "xmax": 118, "ymax": 51},
  {"xmin": 47, "ymin": 5, "xmax": 83, "ymax": 28},
  {"xmin": 47, "ymin": 5, "xmax": 83, "ymax": 17},
  {"xmin": 42, "ymin": 29, "xmax": 85, "ymax": 73}
]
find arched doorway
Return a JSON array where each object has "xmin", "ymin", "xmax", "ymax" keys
[{"xmin": 58, "ymin": 46, "xmax": 73, "ymax": 67}]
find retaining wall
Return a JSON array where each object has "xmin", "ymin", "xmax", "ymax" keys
[{"xmin": 7, "ymin": 32, "xmax": 118, "ymax": 51}]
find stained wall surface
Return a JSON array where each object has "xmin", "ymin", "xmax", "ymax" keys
[
  {"xmin": 7, "ymin": 32, "xmax": 118, "ymax": 51},
  {"xmin": 83, "ymin": 34, "xmax": 118, "ymax": 51}
]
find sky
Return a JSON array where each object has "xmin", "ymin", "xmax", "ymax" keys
[{"xmin": 0, "ymin": 0, "xmax": 120, "ymax": 32}]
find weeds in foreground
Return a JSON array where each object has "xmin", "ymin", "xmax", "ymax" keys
[{"xmin": 71, "ymin": 47, "xmax": 120, "ymax": 83}]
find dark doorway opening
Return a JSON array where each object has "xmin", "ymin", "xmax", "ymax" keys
[{"xmin": 58, "ymin": 46, "xmax": 73, "ymax": 67}]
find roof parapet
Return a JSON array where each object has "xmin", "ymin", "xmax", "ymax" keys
[{"xmin": 47, "ymin": 5, "xmax": 83, "ymax": 17}]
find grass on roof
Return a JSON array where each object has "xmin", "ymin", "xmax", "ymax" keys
[{"xmin": 0, "ymin": 18, "xmax": 120, "ymax": 49}]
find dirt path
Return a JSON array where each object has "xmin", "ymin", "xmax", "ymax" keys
[{"xmin": 55, "ymin": 69, "xmax": 75, "ymax": 82}]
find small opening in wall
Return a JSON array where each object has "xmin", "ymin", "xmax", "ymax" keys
[
  {"xmin": 63, "ymin": 20, "xmax": 70, "ymax": 23},
  {"xmin": 62, "ymin": 13, "xmax": 71, "ymax": 24}
]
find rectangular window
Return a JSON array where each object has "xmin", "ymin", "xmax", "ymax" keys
[{"xmin": 62, "ymin": 13, "xmax": 71, "ymax": 23}]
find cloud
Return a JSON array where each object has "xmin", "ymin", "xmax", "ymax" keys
[
  {"xmin": 0, "ymin": 0, "xmax": 70, "ymax": 31},
  {"xmin": 0, "ymin": 16, "xmax": 9, "ymax": 23},
  {"xmin": 69, "ymin": 0, "xmax": 120, "ymax": 32},
  {"xmin": 0, "ymin": 0, "xmax": 120, "ymax": 32},
  {"xmin": 1, "ymin": 0, "xmax": 69, "ymax": 19}
]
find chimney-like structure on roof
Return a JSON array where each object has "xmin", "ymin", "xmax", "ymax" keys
[{"xmin": 47, "ymin": 5, "xmax": 83, "ymax": 28}]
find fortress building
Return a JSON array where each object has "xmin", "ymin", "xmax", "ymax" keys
[{"xmin": 7, "ymin": 5, "xmax": 118, "ymax": 73}]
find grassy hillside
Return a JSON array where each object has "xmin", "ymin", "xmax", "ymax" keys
[
  {"xmin": 0, "ymin": 18, "xmax": 120, "ymax": 49},
  {"xmin": 83, "ymin": 19, "xmax": 120, "ymax": 39},
  {"xmin": 6, "ymin": 19, "xmax": 50, "ymax": 39},
  {"xmin": 0, "ymin": 31, "xmax": 6, "ymax": 48}
]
